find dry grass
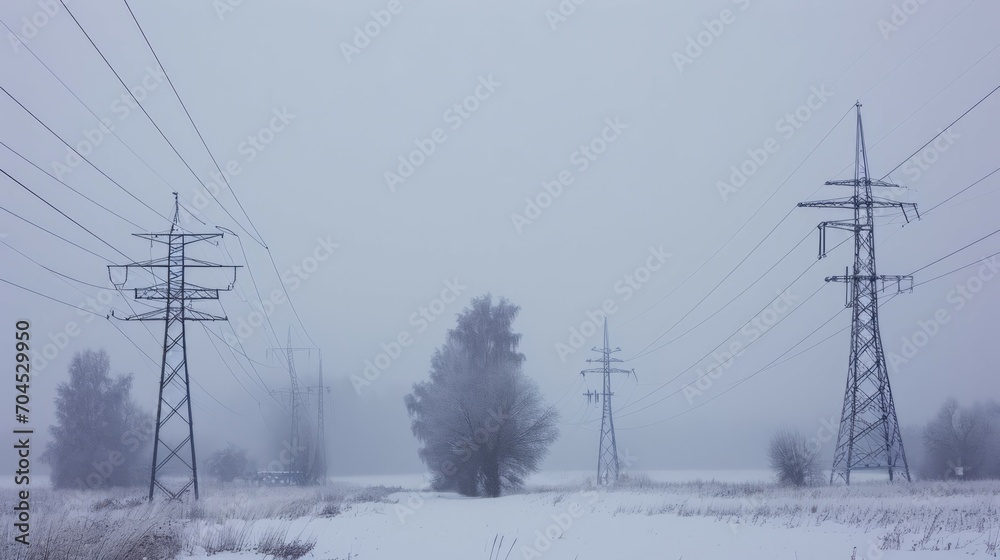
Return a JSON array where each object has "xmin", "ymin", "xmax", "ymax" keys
[
  {"xmin": 0, "ymin": 482, "xmax": 350, "ymax": 560},
  {"xmin": 600, "ymin": 477, "xmax": 1000, "ymax": 553}
]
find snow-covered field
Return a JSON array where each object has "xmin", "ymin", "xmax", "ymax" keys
[{"xmin": 2, "ymin": 472, "xmax": 998, "ymax": 559}]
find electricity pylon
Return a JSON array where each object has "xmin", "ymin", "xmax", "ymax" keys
[
  {"xmin": 305, "ymin": 354, "xmax": 329, "ymax": 485},
  {"xmin": 798, "ymin": 102, "xmax": 918, "ymax": 484},
  {"xmin": 109, "ymin": 193, "xmax": 239, "ymax": 500},
  {"xmin": 268, "ymin": 329, "xmax": 312, "ymax": 484},
  {"xmin": 580, "ymin": 318, "xmax": 635, "ymax": 485}
]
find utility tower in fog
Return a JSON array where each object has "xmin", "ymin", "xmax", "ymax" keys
[
  {"xmin": 269, "ymin": 329, "xmax": 312, "ymax": 484},
  {"xmin": 305, "ymin": 353, "xmax": 330, "ymax": 485},
  {"xmin": 798, "ymin": 103, "xmax": 918, "ymax": 485},
  {"xmin": 270, "ymin": 330, "xmax": 328, "ymax": 485},
  {"xmin": 109, "ymin": 193, "xmax": 239, "ymax": 500},
  {"xmin": 581, "ymin": 318, "xmax": 636, "ymax": 485}
]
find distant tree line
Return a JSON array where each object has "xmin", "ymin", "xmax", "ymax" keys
[{"xmin": 768, "ymin": 398, "xmax": 1000, "ymax": 486}]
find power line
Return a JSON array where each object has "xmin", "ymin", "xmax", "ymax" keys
[
  {"xmin": 913, "ymin": 248, "xmax": 1000, "ymax": 288},
  {"xmin": 201, "ymin": 322, "xmax": 264, "ymax": 405},
  {"xmin": 623, "ymin": 282, "xmax": 825, "ymax": 418},
  {"xmin": 202, "ymin": 318, "xmax": 285, "ymax": 407},
  {"xmin": 830, "ymin": 33, "xmax": 1000, "ymax": 182},
  {"xmin": 120, "ymin": 0, "xmax": 319, "ymax": 347},
  {"xmin": 106, "ymin": 319, "xmax": 245, "ymax": 417},
  {"xmin": 616, "ymin": 280, "xmax": 830, "ymax": 420},
  {"xmin": 1, "ymin": 166, "xmax": 132, "ymax": 261},
  {"xmin": 122, "ymin": 0, "xmax": 267, "ymax": 248},
  {"xmin": 215, "ymin": 300, "xmax": 289, "ymax": 408},
  {"xmin": 641, "ymin": 229, "xmax": 837, "ymax": 357},
  {"xmin": 15, "ymin": 240, "xmax": 245, "ymax": 423},
  {"xmin": 879, "ymin": 82, "xmax": 1000, "ymax": 180},
  {"xmin": 216, "ymin": 228, "xmax": 283, "ymax": 352},
  {"xmin": 0, "ymin": 277, "xmax": 106, "ymax": 316},
  {"xmin": 909, "ymin": 227, "xmax": 1000, "ymax": 276},
  {"xmin": 0, "ymin": 83, "xmax": 170, "ymax": 223},
  {"xmin": 1, "ymin": 241, "xmax": 109, "ymax": 290},
  {"xmin": 617, "ymin": 244, "xmax": 1000, "ymax": 430},
  {"xmin": 0, "ymin": 140, "xmax": 144, "ymax": 230},
  {"xmin": 1, "ymin": 205, "xmax": 115, "ymax": 262},
  {"xmin": 619, "ymin": 303, "xmax": 853, "ymax": 430},
  {"xmin": 57, "ymin": 0, "xmax": 261, "ymax": 244},
  {"xmin": 621, "ymin": 105, "xmax": 855, "ymax": 329},
  {"xmin": 621, "ymin": 15, "xmax": 992, "ymax": 348},
  {"xmin": 611, "ymin": 224, "xmax": 1000, "ymax": 433},
  {"xmin": 266, "ymin": 249, "xmax": 319, "ymax": 348},
  {"xmin": 0, "ymin": 15, "xmax": 178, "ymax": 222},
  {"xmin": 923, "ymin": 165, "xmax": 1000, "ymax": 215},
  {"xmin": 630, "ymin": 217, "xmax": 809, "ymax": 360}
]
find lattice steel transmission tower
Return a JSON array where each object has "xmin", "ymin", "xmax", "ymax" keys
[
  {"xmin": 798, "ymin": 103, "xmax": 919, "ymax": 484},
  {"xmin": 580, "ymin": 318, "xmax": 635, "ymax": 485},
  {"xmin": 109, "ymin": 193, "xmax": 238, "ymax": 500},
  {"xmin": 305, "ymin": 354, "xmax": 329, "ymax": 485},
  {"xmin": 269, "ymin": 329, "xmax": 312, "ymax": 484}
]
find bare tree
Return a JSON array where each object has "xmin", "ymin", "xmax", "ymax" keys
[
  {"xmin": 920, "ymin": 399, "xmax": 1000, "ymax": 480},
  {"xmin": 405, "ymin": 295, "xmax": 559, "ymax": 497},
  {"xmin": 768, "ymin": 429, "xmax": 822, "ymax": 487}
]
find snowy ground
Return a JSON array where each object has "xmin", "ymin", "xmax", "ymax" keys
[{"xmin": 2, "ymin": 472, "xmax": 998, "ymax": 559}]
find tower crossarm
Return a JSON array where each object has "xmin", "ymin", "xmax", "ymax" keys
[
  {"xmin": 824, "ymin": 179, "xmax": 906, "ymax": 189},
  {"xmin": 797, "ymin": 197, "xmax": 912, "ymax": 211},
  {"xmin": 133, "ymin": 232, "xmax": 223, "ymax": 245}
]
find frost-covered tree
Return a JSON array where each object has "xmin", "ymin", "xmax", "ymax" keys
[
  {"xmin": 405, "ymin": 295, "xmax": 559, "ymax": 497},
  {"xmin": 919, "ymin": 399, "xmax": 1000, "ymax": 480},
  {"xmin": 41, "ymin": 349, "xmax": 152, "ymax": 489},
  {"xmin": 767, "ymin": 429, "xmax": 822, "ymax": 487}
]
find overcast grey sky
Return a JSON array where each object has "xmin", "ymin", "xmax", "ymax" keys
[{"xmin": 2, "ymin": 0, "xmax": 998, "ymax": 477}]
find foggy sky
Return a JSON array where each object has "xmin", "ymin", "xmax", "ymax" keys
[{"xmin": 2, "ymin": 0, "xmax": 999, "ymax": 479}]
